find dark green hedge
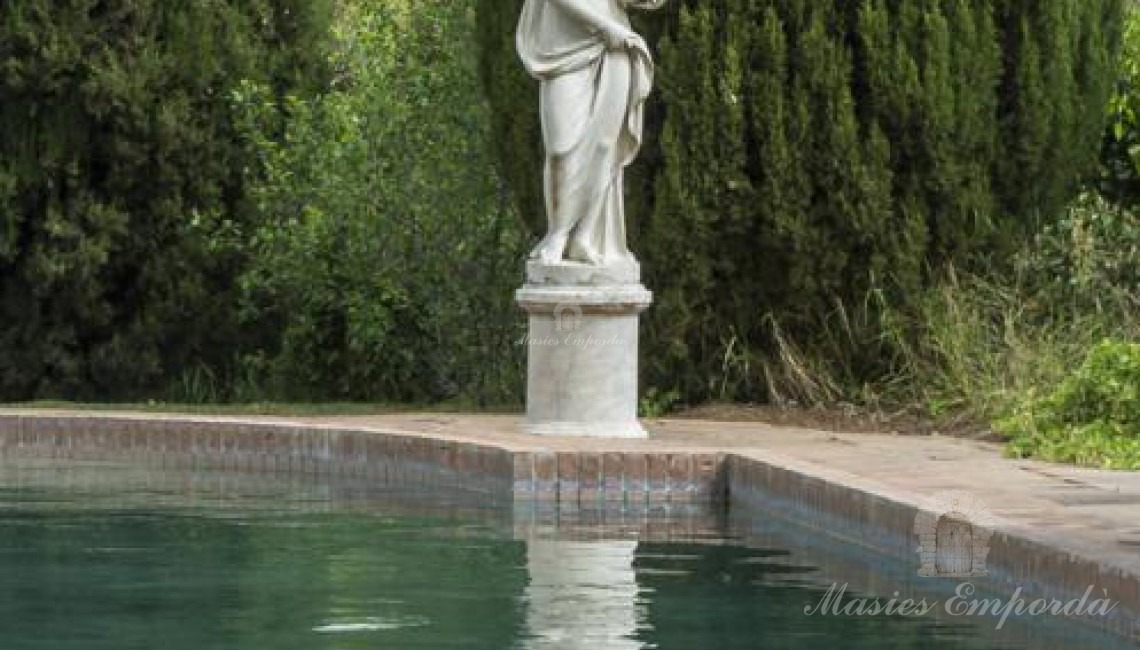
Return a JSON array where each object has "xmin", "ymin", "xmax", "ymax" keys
[
  {"xmin": 0, "ymin": 0, "xmax": 332, "ymax": 399},
  {"xmin": 478, "ymin": 0, "xmax": 1123, "ymax": 403}
]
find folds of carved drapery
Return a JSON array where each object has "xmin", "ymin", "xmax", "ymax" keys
[{"xmin": 516, "ymin": 0, "xmax": 653, "ymax": 265}]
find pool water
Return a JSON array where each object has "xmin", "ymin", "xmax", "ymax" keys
[{"xmin": 0, "ymin": 460, "xmax": 1130, "ymax": 649}]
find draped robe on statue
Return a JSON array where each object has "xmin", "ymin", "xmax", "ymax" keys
[{"xmin": 516, "ymin": 0, "xmax": 654, "ymax": 265}]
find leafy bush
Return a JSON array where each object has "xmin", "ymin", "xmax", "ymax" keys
[
  {"xmin": 234, "ymin": 0, "xmax": 527, "ymax": 404},
  {"xmin": 1015, "ymin": 192, "xmax": 1139, "ymax": 319},
  {"xmin": 1102, "ymin": 5, "xmax": 1140, "ymax": 205},
  {"xmin": 0, "ymin": 0, "xmax": 332, "ymax": 400},
  {"xmin": 999, "ymin": 340, "xmax": 1140, "ymax": 469}
]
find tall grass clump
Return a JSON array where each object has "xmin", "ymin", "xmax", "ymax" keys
[
  {"xmin": 801, "ymin": 193, "xmax": 1136, "ymax": 448},
  {"xmin": 754, "ymin": 191, "xmax": 1137, "ymax": 453}
]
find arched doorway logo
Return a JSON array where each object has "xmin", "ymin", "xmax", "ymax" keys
[{"xmin": 914, "ymin": 491, "xmax": 993, "ymax": 578}]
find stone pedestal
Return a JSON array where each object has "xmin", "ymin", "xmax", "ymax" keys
[{"xmin": 516, "ymin": 260, "xmax": 652, "ymax": 438}]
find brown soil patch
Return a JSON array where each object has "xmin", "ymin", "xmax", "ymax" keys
[{"xmin": 672, "ymin": 402, "xmax": 999, "ymax": 440}]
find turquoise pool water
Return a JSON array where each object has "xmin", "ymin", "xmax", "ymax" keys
[{"xmin": 0, "ymin": 460, "xmax": 1130, "ymax": 649}]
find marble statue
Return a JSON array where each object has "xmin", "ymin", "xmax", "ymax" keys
[
  {"xmin": 517, "ymin": 0, "xmax": 667, "ymax": 266},
  {"xmin": 516, "ymin": 0, "xmax": 660, "ymax": 439}
]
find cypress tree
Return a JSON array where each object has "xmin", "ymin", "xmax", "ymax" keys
[
  {"xmin": 0, "ymin": 0, "xmax": 332, "ymax": 399},
  {"xmin": 999, "ymin": 14, "xmax": 1050, "ymax": 224},
  {"xmin": 1036, "ymin": 0, "xmax": 1082, "ymax": 226},
  {"xmin": 943, "ymin": 0, "xmax": 1001, "ymax": 260},
  {"xmin": 746, "ymin": 5, "xmax": 812, "ymax": 325},
  {"xmin": 474, "ymin": 0, "xmax": 544, "ymax": 237},
  {"xmin": 642, "ymin": 3, "xmax": 732, "ymax": 397}
]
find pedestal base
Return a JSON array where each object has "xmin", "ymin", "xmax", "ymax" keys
[{"xmin": 517, "ymin": 261, "xmax": 652, "ymax": 438}]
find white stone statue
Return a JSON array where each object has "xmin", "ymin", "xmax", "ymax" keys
[{"xmin": 517, "ymin": 0, "xmax": 667, "ymax": 266}]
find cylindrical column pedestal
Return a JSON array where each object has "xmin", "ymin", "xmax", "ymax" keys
[{"xmin": 516, "ymin": 261, "xmax": 652, "ymax": 438}]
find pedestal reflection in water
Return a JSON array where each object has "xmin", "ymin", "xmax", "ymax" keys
[{"xmin": 523, "ymin": 540, "xmax": 646, "ymax": 649}]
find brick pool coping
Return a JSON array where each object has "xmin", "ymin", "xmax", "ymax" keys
[{"xmin": 0, "ymin": 409, "xmax": 1137, "ymax": 640}]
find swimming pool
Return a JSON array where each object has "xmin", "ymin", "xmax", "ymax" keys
[{"xmin": 0, "ymin": 458, "xmax": 1130, "ymax": 649}]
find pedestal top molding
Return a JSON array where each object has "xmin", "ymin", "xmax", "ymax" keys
[
  {"xmin": 525, "ymin": 260, "xmax": 642, "ymax": 287},
  {"xmin": 515, "ymin": 285, "xmax": 652, "ymax": 315},
  {"xmin": 517, "ymin": 261, "xmax": 651, "ymax": 315}
]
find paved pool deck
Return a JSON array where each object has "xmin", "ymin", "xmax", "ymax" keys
[
  {"xmin": 3, "ymin": 409, "xmax": 1139, "ymax": 562},
  {"xmin": 308, "ymin": 412, "xmax": 1140, "ymax": 578},
  {"xmin": 0, "ymin": 409, "xmax": 1137, "ymax": 638}
]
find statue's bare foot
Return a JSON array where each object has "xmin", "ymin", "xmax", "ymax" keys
[
  {"xmin": 567, "ymin": 238, "xmax": 604, "ymax": 265},
  {"xmin": 528, "ymin": 235, "xmax": 548, "ymax": 260},
  {"xmin": 531, "ymin": 230, "xmax": 570, "ymax": 265}
]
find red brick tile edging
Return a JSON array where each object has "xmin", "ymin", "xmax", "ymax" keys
[{"xmin": 0, "ymin": 414, "xmax": 727, "ymax": 505}]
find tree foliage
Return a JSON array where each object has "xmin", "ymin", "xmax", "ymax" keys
[
  {"xmin": 235, "ymin": 0, "xmax": 527, "ymax": 404},
  {"xmin": 1001, "ymin": 339, "xmax": 1140, "ymax": 469},
  {"xmin": 1103, "ymin": 4, "xmax": 1140, "ymax": 205},
  {"xmin": 0, "ymin": 0, "xmax": 332, "ymax": 400}
]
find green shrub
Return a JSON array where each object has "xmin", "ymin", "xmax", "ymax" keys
[
  {"xmin": 999, "ymin": 340, "xmax": 1140, "ymax": 469},
  {"xmin": 235, "ymin": 0, "xmax": 527, "ymax": 404},
  {"xmin": 1103, "ymin": 6, "xmax": 1140, "ymax": 205},
  {"xmin": 0, "ymin": 0, "xmax": 332, "ymax": 400},
  {"xmin": 1015, "ymin": 192, "xmax": 1139, "ymax": 320}
]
